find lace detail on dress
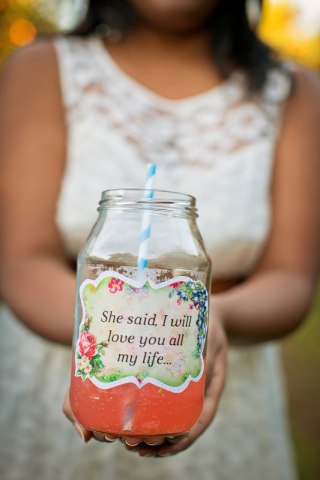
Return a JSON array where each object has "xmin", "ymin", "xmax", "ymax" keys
[{"xmin": 55, "ymin": 36, "xmax": 291, "ymax": 170}]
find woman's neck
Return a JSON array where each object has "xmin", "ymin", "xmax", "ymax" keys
[
  {"xmin": 102, "ymin": 24, "xmax": 222, "ymax": 100},
  {"xmin": 120, "ymin": 24, "xmax": 212, "ymax": 63}
]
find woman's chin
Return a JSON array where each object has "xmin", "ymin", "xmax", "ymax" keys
[{"xmin": 129, "ymin": 0, "xmax": 218, "ymax": 33}]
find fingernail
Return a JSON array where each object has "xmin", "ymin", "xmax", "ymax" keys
[
  {"xmin": 74, "ymin": 422, "xmax": 86, "ymax": 442},
  {"xmin": 145, "ymin": 441, "xmax": 162, "ymax": 446},
  {"xmin": 125, "ymin": 440, "xmax": 140, "ymax": 447},
  {"xmin": 105, "ymin": 435, "xmax": 117, "ymax": 442}
]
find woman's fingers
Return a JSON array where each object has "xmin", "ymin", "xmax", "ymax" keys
[
  {"xmin": 122, "ymin": 435, "xmax": 145, "ymax": 447},
  {"xmin": 104, "ymin": 433, "xmax": 118, "ymax": 442},
  {"xmin": 137, "ymin": 342, "xmax": 227, "ymax": 457},
  {"xmin": 122, "ymin": 435, "xmax": 167, "ymax": 451},
  {"xmin": 142, "ymin": 435, "xmax": 166, "ymax": 446}
]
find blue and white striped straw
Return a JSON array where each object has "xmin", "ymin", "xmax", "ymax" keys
[{"xmin": 137, "ymin": 163, "xmax": 157, "ymax": 270}]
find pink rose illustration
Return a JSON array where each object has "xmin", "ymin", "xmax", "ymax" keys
[
  {"xmin": 108, "ymin": 278, "xmax": 124, "ymax": 294},
  {"xmin": 78, "ymin": 331, "xmax": 96, "ymax": 359}
]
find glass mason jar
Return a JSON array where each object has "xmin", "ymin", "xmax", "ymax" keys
[{"xmin": 70, "ymin": 189, "xmax": 212, "ymax": 437}]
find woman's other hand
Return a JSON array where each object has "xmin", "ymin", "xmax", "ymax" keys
[{"xmin": 135, "ymin": 310, "xmax": 227, "ymax": 457}]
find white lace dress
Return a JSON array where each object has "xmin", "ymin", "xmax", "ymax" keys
[{"xmin": 0, "ymin": 35, "xmax": 297, "ymax": 480}]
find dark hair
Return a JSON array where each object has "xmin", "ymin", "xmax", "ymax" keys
[{"xmin": 74, "ymin": 0, "xmax": 278, "ymax": 91}]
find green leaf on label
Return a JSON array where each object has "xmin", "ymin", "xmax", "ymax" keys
[
  {"xmin": 81, "ymin": 373, "xmax": 87, "ymax": 381},
  {"xmin": 192, "ymin": 348, "xmax": 200, "ymax": 359},
  {"xmin": 76, "ymin": 352, "xmax": 81, "ymax": 360},
  {"xmin": 93, "ymin": 354, "xmax": 101, "ymax": 359}
]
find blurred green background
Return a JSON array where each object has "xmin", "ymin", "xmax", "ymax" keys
[
  {"xmin": 0, "ymin": 1, "xmax": 319, "ymax": 478},
  {"xmin": 282, "ymin": 288, "xmax": 320, "ymax": 480}
]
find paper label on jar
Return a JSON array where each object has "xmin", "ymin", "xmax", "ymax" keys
[{"xmin": 75, "ymin": 271, "xmax": 208, "ymax": 393}]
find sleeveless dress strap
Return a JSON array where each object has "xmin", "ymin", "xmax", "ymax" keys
[
  {"xmin": 53, "ymin": 36, "xmax": 106, "ymax": 113},
  {"xmin": 52, "ymin": 36, "xmax": 79, "ymax": 110}
]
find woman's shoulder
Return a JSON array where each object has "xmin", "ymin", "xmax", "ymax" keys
[
  {"xmin": 287, "ymin": 63, "xmax": 320, "ymax": 108},
  {"xmin": 246, "ymin": 59, "xmax": 318, "ymax": 110},
  {"xmin": 0, "ymin": 39, "xmax": 61, "ymax": 109},
  {"xmin": 276, "ymin": 62, "xmax": 320, "ymax": 135},
  {"xmin": 0, "ymin": 38, "xmax": 66, "ymax": 170},
  {"xmin": 0, "ymin": 34, "xmax": 93, "ymax": 97},
  {"xmin": 2, "ymin": 38, "xmax": 57, "ymax": 78}
]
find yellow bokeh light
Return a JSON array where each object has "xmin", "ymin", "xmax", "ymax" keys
[
  {"xmin": 8, "ymin": 0, "xmax": 34, "ymax": 6},
  {"xmin": 259, "ymin": 1, "xmax": 320, "ymax": 68},
  {"xmin": 9, "ymin": 17, "xmax": 36, "ymax": 46}
]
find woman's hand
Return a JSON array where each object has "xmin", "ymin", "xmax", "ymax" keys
[
  {"xmin": 63, "ymin": 307, "xmax": 227, "ymax": 455},
  {"xmin": 133, "ymin": 310, "xmax": 227, "ymax": 457}
]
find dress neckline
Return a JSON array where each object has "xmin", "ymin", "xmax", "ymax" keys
[{"xmin": 90, "ymin": 36, "xmax": 243, "ymax": 112}]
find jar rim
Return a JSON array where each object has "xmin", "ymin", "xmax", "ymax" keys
[{"xmin": 99, "ymin": 189, "xmax": 198, "ymax": 217}]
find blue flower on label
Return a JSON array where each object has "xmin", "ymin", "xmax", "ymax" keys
[
  {"xmin": 168, "ymin": 279, "xmax": 209, "ymax": 359},
  {"xmin": 200, "ymin": 289, "xmax": 208, "ymax": 301},
  {"xmin": 177, "ymin": 289, "xmax": 188, "ymax": 301}
]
